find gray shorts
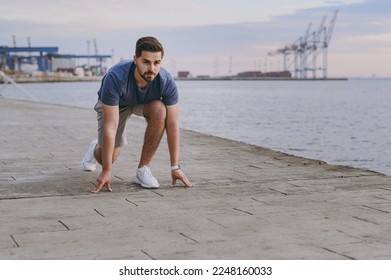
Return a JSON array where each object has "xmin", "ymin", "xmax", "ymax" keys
[{"xmin": 94, "ymin": 100, "xmax": 144, "ymax": 148}]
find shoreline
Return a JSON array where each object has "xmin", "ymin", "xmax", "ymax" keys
[
  {"xmin": 0, "ymin": 94, "xmax": 386, "ymax": 176},
  {"xmin": 0, "ymin": 75, "xmax": 103, "ymax": 84},
  {"xmin": 175, "ymin": 76, "xmax": 348, "ymax": 81},
  {"xmin": 1, "ymin": 74, "xmax": 348, "ymax": 84}
]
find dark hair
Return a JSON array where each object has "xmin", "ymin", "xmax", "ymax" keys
[{"xmin": 135, "ymin": 36, "xmax": 164, "ymax": 58}]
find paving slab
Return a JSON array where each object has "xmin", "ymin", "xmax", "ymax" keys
[{"xmin": 1, "ymin": 97, "xmax": 391, "ymax": 260}]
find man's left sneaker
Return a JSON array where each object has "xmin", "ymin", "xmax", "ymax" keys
[{"xmin": 82, "ymin": 139, "xmax": 98, "ymax": 171}]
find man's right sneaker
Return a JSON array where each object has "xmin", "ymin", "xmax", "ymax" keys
[
  {"xmin": 82, "ymin": 139, "xmax": 98, "ymax": 171},
  {"xmin": 135, "ymin": 166, "xmax": 159, "ymax": 188}
]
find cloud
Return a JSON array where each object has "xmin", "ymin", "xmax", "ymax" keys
[
  {"xmin": 0, "ymin": 0, "xmax": 389, "ymax": 77},
  {"xmin": 0, "ymin": 0, "xmax": 365, "ymax": 28}
]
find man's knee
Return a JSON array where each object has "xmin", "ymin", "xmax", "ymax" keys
[
  {"xmin": 94, "ymin": 145, "xmax": 121, "ymax": 164},
  {"xmin": 144, "ymin": 100, "xmax": 166, "ymax": 121},
  {"xmin": 94, "ymin": 145, "xmax": 102, "ymax": 164}
]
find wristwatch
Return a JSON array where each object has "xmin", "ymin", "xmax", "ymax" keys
[{"xmin": 170, "ymin": 164, "xmax": 180, "ymax": 171}]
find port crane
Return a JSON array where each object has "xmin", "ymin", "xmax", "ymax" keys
[{"xmin": 268, "ymin": 10, "xmax": 338, "ymax": 79}]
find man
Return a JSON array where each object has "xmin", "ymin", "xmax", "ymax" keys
[{"xmin": 82, "ymin": 36, "xmax": 192, "ymax": 193}]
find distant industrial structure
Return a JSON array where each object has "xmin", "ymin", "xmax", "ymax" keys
[
  {"xmin": 0, "ymin": 37, "xmax": 112, "ymax": 80},
  {"xmin": 175, "ymin": 70, "xmax": 292, "ymax": 80},
  {"xmin": 177, "ymin": 10, "xmax": 339, "ymax": 81},
  {"xmin": 236, "ymin": 70, "xmax": 291, "ymax": 79},
  {"xmin": 268, "ymin": 10, "xmax": 339, "ymax": 79},
  {"xmin": 0, "ymin": 46, "xmax": 59, "ymax": 72}
]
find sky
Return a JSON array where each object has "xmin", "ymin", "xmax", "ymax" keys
[{"xmin": 0, "ymin": 0, "xmax": 390, "ymax": 78}]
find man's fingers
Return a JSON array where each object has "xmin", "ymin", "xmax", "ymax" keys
[
  {"xmin": 180, "ymin": 175, "xmax": 192, "ymax": 188},
  {"xmin": 91, "ymin": 181, "xmax": 104, "ymax": 193},
  {"xmin": 171, "ymin": 177, "xmax": 177, "ymax": 187},
  {"xmin": 177, "ymin": 170, "xmax": 192, "ymax": 187},
  {"xmin": 91, "ymin": 182, "xmax": 112, "ymax": 193},
  {"xmin": 171, "ymin": 170, "xmax": 192, "ymax": 188},
  {"xmin": 91, "ymin": 170, "xmax": 112, "ymax": 193},
  {"xmin": 106, "ymin": 182, "xmax": 113, "ymax": 192},
  {"xmin": 92, "ymin": 179, "xmax": 113, "ymax": 193}
]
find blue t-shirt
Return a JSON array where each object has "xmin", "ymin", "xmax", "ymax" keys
[{"xmin": 97, "ymin": 60, "xmax": 178, "ymax": 107}]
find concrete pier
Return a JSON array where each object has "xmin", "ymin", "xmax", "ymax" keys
[{"xmin": 1, "ymin": 97, "xmax": 391, "ymax": 260}]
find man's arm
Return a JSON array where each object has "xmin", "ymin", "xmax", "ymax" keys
[
  {"xmin": 101, "ymin": 104, "xmax": 119, "ymax": 171},
  {"xmin": 166, "ymin": 104, "xmax": 192, "ymax": 187},
  {"xmin": 91, "ymin": 103, "xmax": 119, "ymax": 193},
  {"xmin": 166, "ymin": 104, "xmax": 180, "ymax": 166}
]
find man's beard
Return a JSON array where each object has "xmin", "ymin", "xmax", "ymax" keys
[{"xmin": 136, "ymin": 64, "xmax": 156, "ymax": 83}]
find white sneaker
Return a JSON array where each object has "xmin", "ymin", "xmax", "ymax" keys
[
  {"xmin": 82, "ymin": 139, "xmax": 98, "ymax": 171},
  {"xmin": 135, "ymin": 166, "xmax": 159, "ymax": 188}
]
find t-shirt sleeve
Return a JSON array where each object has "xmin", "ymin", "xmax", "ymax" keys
[
  {"xmin": 99, "ymin": 73, "xmax": 121, "ymax": 106},
  {"xmin": 162, "ymin": 75, "xmax": 179, "ymax": 106}
]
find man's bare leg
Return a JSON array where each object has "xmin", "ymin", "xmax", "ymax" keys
[{"xmin": 138, "ymin": 100, "xmax": 166, "ymax": 167}]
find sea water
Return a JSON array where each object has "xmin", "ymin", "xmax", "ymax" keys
[{"xmin": 1, "ymin": 78, "xmax": 390, "ymax": 175}]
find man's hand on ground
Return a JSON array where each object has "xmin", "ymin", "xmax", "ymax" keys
[
  {"xmin": 91, "ymin": 170, "xmax": 113, "ymax": 193},
  {"xmin": 171, "ymin": 169, "xmax": 192, "ymax": 188}
]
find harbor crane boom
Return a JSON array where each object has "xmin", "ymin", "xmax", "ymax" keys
[
  {"xmin": 323, "ymin": 9, "xmax": 338, "ymax": 78},
  {"xmin": 93, "ymin": 38, "xmax": 98, "ymax": 55},
  {"xmin": 268, "ymin": 10, "xmax": 338, "ymax": 79}
]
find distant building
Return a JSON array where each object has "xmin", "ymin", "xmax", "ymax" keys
[
  {"xmin": 196, "ymin": 75, "xmax": 210, "ymax": 79},
  {"xmin": 177, "ymin": 71, "xmax": 191, "ymax": 78},
  {"xmin": 236, "ymin": 70, "xmax": 291, "ymax": 78},
  {"xmin": 236, "ymin": 71, "xmax": 264, "ymax": 78},
  {"xmin": 0, "ymin": 45, "xmax": 111, "ymax": 75}
]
